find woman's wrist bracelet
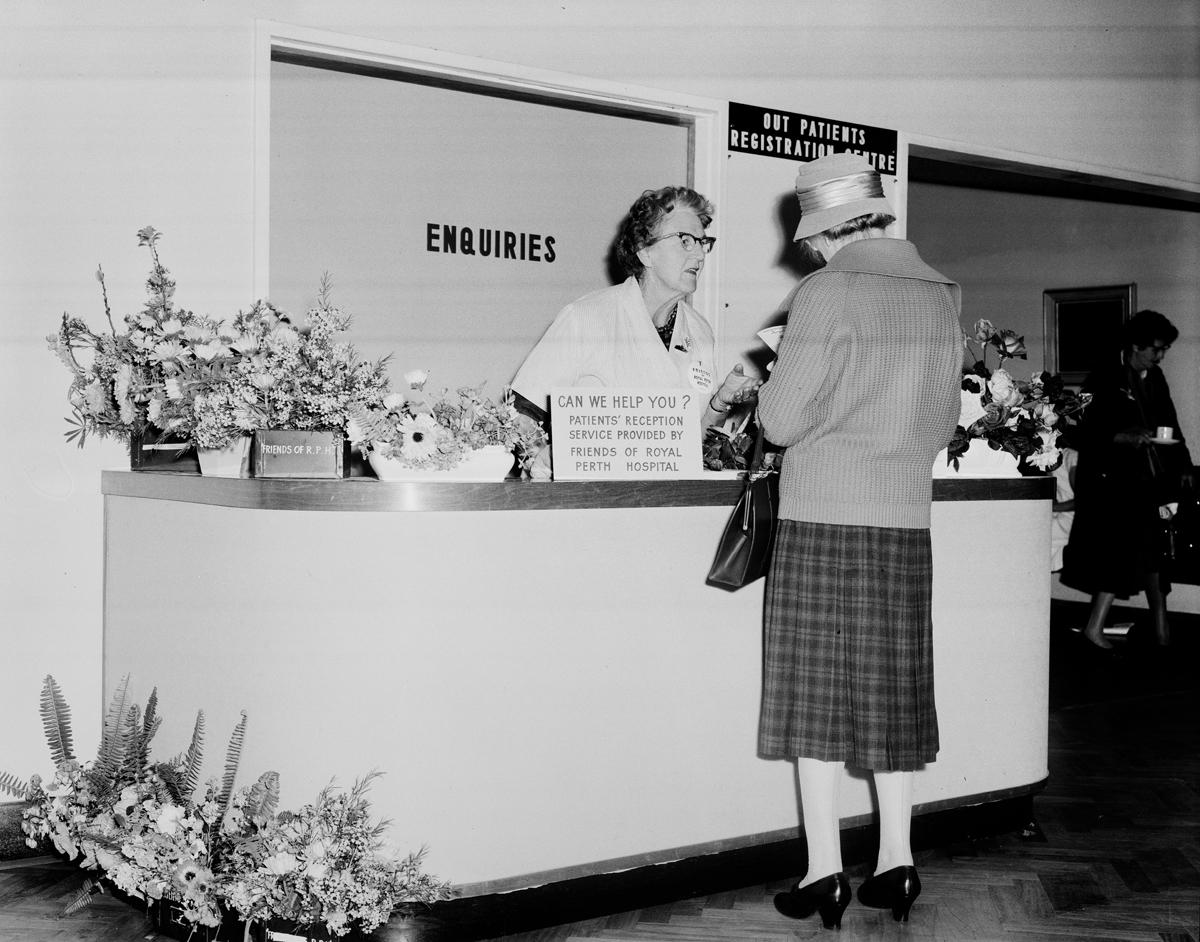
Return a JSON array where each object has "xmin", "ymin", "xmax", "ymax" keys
[{"xmin": 709, "ymin": 394, "xmax": 730, "ymax": 414}]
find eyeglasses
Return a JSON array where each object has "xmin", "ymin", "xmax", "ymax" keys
[{"xmin": 644, "ymin": 231, "xmax": 717, "ymax": 254}]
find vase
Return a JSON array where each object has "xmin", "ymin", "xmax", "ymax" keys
[
  {"xmin": 149, "ymin": 898, "xmax": 264, "ymax": 942},
  {"xmin": 129, "ymin": 425, "xmax": 200, "ymax": 473},
  {"xmin": 368, "ymin": 444, "xmax": 516, "ymax": 482},
  {"xmin": 932, "ymin": 439, "xmax": 1021, "ymax": 478},
  {"xmin": 197, "ymin": 436, "xmax": 252, "ymax": 478}
]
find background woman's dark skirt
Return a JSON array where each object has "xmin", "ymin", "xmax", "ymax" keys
[{"xmin": 758, "ymin": 520, "xmax": 939, "ymax": 771}]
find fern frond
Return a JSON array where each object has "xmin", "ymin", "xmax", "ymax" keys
[
  {"xmin": 132, "ymin": 687, "xmax": 160, "ymax": 771},
  {"xmin": 39, "ymin": 675, "xmax": 75, "ymax": 765},
  {"xmin": 178, "ymin": 711, "xmax": 206, "ymax": 803},
  {"xmin": 116, "ymin": 703, "xmax": 144, "ymax": 783},
  {"xmin": 0, "ymin": 771, "xmax": 31, "ymax": 799},
  {"xmin": 217, "ymin": 712, "xmax": 247, "ymax": 812},
  {"xmin": 154, "ymin": 763, "xmax": 186, "ymax": 803},
  {"xmin": 347, "ymin": 403, "xmax": 394, "ymax": 444},
  {"xmin": 244, "ymin": 771, "xmax": 280, "ymax": 826},
  {"xmin": 60, "ymin": 878, "xmax": 104, "ymax": 918},
  {"xmin": 88, "ymin": 676, "xmax": 131, "ymax": 794}
]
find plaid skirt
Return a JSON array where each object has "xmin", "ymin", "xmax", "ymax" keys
[{"xmin": 758, "ymin": 520, "xmax": 939, "ymax": 771}]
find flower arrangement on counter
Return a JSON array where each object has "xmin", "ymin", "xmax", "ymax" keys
[
  {"xmin": 350, "ymin": 370, "xmax": 547, "ymax": 474},
  {"xmin": 46, "ymin": 227, "xmax": 548, "ymax": 476},
  {"xmin": 46, "ymin": 227, "xmax": 227, "ymax": 447},
  {"xmin": 0, "ymin": 676, "xmax": 453, "ymax": 938},
  {"xmin": 47, "ymin": 228, "xmax": 390, "ymax": 452},
  {"xmin": 947, "ymin": 319, "xmax": 1091, "ymax": 472},
  {"xmin": 703, "ymin": 424, "xmax": 756, "ymax": 472}
]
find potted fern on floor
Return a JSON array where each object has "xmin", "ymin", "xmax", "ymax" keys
[{"xmin": 2, "ymin": 676, "xmax": 452, "ymax": 940}]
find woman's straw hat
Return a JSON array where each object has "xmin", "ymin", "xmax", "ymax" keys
[{"xmin": 792, "ymin": 153, "xmax": 893, "ymax": 240}]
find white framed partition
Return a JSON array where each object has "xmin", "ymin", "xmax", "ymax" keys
[{"xmin": 252, "ymin": 21, "xmax": 728, "ymax": 393}]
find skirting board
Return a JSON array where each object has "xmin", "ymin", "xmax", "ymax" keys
[{"xmin": 401, "ymin": 782, "xmax": 1043, "ymax": 942}]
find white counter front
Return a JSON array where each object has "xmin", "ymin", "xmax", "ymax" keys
[{"xmin": 102, "ymin": 472, "xmax": 1052, "ymax": 894}]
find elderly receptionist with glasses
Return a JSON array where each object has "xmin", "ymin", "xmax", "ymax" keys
[{"xmin": 510, "ymin": 186, "xmax": 762, "ymax": 454}]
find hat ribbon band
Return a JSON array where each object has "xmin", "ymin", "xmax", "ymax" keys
[{"xmin": 796, "ymin": 171, "xmax": 884, "ymax": 217}]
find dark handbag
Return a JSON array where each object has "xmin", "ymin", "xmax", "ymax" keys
[{"xmin": 706, "ymin": 429, "xmax": 779, "ymax": 590}]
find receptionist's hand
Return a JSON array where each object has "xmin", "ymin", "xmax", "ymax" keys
[{"xmin": 711, "ymin": 364, "xmax": 762, "ymax": 412}]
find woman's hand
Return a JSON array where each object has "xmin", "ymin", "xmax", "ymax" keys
[
  {"xmin": 710, "ymin": 364, "xmax": 762, "ymax": 413},
  {"xmin": 1113, "ymin": 426, "xmax": 1152, "ymax": 448}
]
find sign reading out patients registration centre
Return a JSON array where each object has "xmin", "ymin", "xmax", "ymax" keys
[{"xmin": 551, "ymin": 387, "xmax": 702, "ymax": 480}]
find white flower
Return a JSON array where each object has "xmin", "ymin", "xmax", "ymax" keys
[
  {"xmin": 403, "ymin": 369, "xmax": 428, "ymax": 389},
  {"xmin": 263, "ymin": 852, "xmax": 299, "ymax": 875},
  {"xmin": 303, "ymin": 861, "xmax": 328, "ymax": 880},
  {"xmin": 165, "ymin": 377, "xmax": 183, "ymax": 400},
  {"xmin": 399, "ymin": 414, "xmax": 441, "ymax": 462},
  {"xmin": 153, "ymin": 339, "xmax": 187, "ymax": 362},
  {"xmin": 987, "ymin": 368, "xmax": 1023, "ymax": 409},
  {"xmin": 383, "ymin": 392, "xmax": 406, "ymax": 410},
  {"xmin": 155, "ymin": 804, "xmax": 186, "ymax": 836},
  {"xmin": 958, "ymin": 388, "xmax": 987, "ymax": 429},
  {"xmin": 267, "ymin": 325, "xmax": 299, "ymax": 350},
  {"xmin": 114, "ymin": 364, "xmax": 133, "ymax": 402}
]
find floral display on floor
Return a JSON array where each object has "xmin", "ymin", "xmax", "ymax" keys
[
  {"xmin": 947, "ymin": 319, "xmax": 1091, "ymax": 473},
  {"xmin": 45, "ymin": 227, "xmax": 545, "ymax": 476},
  {"xmin": 0, "ymin": 676, "xmax": 453, "ymax": 938}
]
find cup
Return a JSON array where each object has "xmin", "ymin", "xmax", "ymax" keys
[{"xmin": 1156, "ymin": 426, "xmax": 1175, "ymax": 441}]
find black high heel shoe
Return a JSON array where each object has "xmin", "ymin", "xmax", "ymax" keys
[
  {"xmin": 856, "ymin": 865, "xmax": 921, "ymax": 922},
  {"xmin": 773, "ymin": 872, "xmax": 852, "ymax": 929}
]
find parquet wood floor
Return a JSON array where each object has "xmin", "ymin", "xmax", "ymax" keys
[{"xmin": 3, "ymin": 621, "xmax": 1198, "ymax": 942}]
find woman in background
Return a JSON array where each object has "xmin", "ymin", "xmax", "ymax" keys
[
  {"xmin": 1060, "ymin": 310, "xmax": 1194, "ymax": 648},
  {"xmin": 757, "ymin": 153, "xmax": 962, "ymax": 928},
  {"xmin": 511, "ymin": 186, "xmax": 760, "ymax": 474}
]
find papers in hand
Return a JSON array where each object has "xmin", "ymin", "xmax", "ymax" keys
[{"xmin": 757, "ymin": 326, "xmax": 784, "ymax": 352}]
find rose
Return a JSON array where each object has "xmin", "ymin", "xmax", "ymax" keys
[
  {"xmin": 977, "ymin": 401, "xmax": 1007, "ymax": 430},
  {"xmin": 1032, "ymin": 400, "xmax": 1059, "ymax": 427},
  {"xmin": 987, "ymin": 368, "xmax": 1024, "ymax": 409},
  {"xmin": 973, "ymin": 319, "xmax": 996, "ymax": 343},
  {"xmin": 994, "ymin": 329, "xmax": 1027, "ymax": 360}
]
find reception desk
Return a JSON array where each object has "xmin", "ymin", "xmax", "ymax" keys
[{"xmin": 101, "ymin": 471, "xmax": 1052, "ymax": 896}]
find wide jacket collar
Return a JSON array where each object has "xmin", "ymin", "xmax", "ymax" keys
[{"xmin": 823, "ymin": 237, "xmax": 956, "ymax": 287}]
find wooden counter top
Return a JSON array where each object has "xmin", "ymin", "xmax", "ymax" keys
[{"xmin": 102, "ymin": 470, "xmax": 1054, "ymax": 513}]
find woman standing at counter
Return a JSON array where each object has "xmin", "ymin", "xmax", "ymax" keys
[
  {"xmin": 757, "ymin": 154, "xmax": 962, "ymax": 928},
  {"xmin": 510, "ymin": 186, "xmax": 760, "ymax": 470}
]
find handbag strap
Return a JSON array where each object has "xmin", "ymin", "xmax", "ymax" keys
[{"xmin": 748, "ymin": 414, "xmax": 775, "ymax": 478}]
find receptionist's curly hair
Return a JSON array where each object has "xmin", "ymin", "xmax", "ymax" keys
[{"xmin": 615, "ymin": 186, "xmax": 714, "ymax": 279}]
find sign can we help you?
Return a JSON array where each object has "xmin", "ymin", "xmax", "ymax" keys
[{"xmin": 550, "ymin": 387, "xmax": 703, "ymax": 480}]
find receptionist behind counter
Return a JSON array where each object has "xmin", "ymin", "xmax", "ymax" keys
[{"xmin": 510, "ymin": 186, "xmax": 761, "ymax": 473}]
